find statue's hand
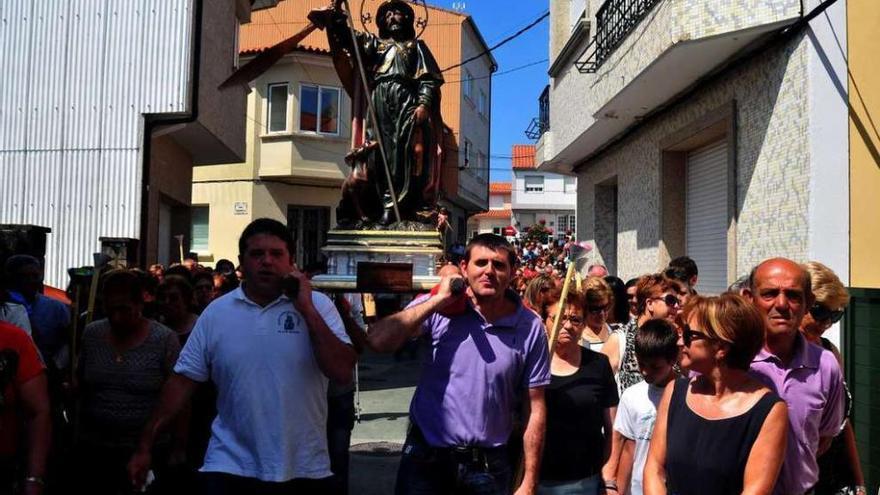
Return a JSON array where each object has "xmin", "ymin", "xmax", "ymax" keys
[
  {"xmin": 413, "ymin": 105, "xmax": 430, "ymax": 125},
  {"xmin": 308, "ymin": 7, "xmax": 339, "ymax": 29}
]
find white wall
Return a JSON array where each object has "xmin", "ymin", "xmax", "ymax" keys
[
  {"xmin": 0, "ymin": 0, "xmax": 194, "ymax": 287},
  {"xmin": 511, "ymin": 170, "xmax": 577, "ymax": 210},
  {"xmin": 805, "ymin": 0, "xmax": 849, "ymax": 347}
]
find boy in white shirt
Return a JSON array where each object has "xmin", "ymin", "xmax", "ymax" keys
[{"xmin": 613, "ymin": 319, "xmax": 678, "ymax": 495}]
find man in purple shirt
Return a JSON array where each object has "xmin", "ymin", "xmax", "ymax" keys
[
  {"xmin": 744, "ymin": 258, "xmax": 845, "ymax": 495},
  {"xmin": 369, "ymin": 234, "xmax": 550, "ymax": 495}
]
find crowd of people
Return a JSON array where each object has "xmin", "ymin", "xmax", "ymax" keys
[{"xmin": 0, "ymin": 219, "xmax": 867, "ymax": 495}]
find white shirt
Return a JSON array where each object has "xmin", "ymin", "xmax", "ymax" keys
[
  {"xmin": 613, "ymin": 380, "xmax": 665, "ymax": 495},
  {"xmin": 174, "ymin": 287, "xmax": 351, "ymax": 482}
]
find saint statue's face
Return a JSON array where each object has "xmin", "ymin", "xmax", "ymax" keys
[{"xmin": 382, "ymin": 6, "xmax": 413, "ymax": 40}]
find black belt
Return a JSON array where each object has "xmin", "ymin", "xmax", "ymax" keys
[{"xmin": 408, "ymin": 422, "xmax": 506, "ymax": 466}]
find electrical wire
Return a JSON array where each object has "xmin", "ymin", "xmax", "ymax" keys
[{"xmin": 440, "ymin": 10, "xmax": 549, "ymax": 72}]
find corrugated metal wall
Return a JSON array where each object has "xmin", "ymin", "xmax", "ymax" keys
[{"xmin": 0, "ymin": 0, "xmax": 194, "ymax": 287}]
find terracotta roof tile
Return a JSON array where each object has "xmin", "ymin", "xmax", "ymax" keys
[
  {"xmin": 511, "ymin": 144, "xmax": 536, "ymax": 169},
  {"xmin": 470, "ymin": 209, "xmax": 511, "ymax": 220},
  {"xmin": 489, "ymin": 182, "xmax": 511, "ymax": 194}
]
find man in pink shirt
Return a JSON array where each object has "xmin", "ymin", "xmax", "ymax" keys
[{"xmin": 745, "ymin": 258, "xmax": 845, "ymax": 495}]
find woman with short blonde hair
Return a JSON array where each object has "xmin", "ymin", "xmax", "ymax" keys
[
  {"xmin": 580, "ymin": 277, "xmax": 615, "ymax": 351},
  {"xmin": 800, "ymin": 261, "xmax": 865, "ymax": 495},
  {"xmin": 644, "ymin": 294, "xmax": 788, "ymax": 495}
]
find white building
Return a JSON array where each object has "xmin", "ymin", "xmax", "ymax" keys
[
  {"xmin": 467, "ymin": 182, "xmax": 512, "ymax": 238},
  {"xmin": 537, "ymin": 0, "xmax": 849, "ymax": 297},
  {"xmin": 1, "ymin": 0, "xmax": 268, "ymax": 286},
  {"xmin": 510, "ymin": 144, "xmax": 577, "ymax": 240}
]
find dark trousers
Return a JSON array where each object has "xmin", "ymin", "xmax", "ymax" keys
[
  {"xmin": 394, "ymin": 425, "xmax": 512, "ymax": 495},
  {"xmin": 69, "ymin": 440, "xmax": 174, "ymax": 495},
  {"xmin": 199, "ymin": 472, "xmax": 330, "ymax": 495},
  {"xmin": 327, "ymin": 391, "xmax": 356, "ymax": 495}
]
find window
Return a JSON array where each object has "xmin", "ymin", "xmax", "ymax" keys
[
  {"xmin": 478, "ymin": 89, "xmax": 488, "ymax": 116},
  {"xmin": 569, "ymin": 214, "xmax": 576, "ymax": 233},
  {"xmin": 299, "ymin": 84, "xmax": 341, "ymax": 135},
  {"xmin": 288, "ymin": 206, "xmax": 331, "ymax": 268},
  {"xmin": 190, "ymin": 206, "xmax": 209, "ymax": 253},
  {"xmin": 558, "ymin": 215, "xmax": 568, "ymax": 233},
  {"xmin": 525, "ymin": 175, "xmax": 544, "ymax": 193},
  {"xmin": 492, "ymin": 227, "xmax": 502, "ymax": 235},
  {"xmin": 267, "ymin": 83, "xmax": 289, "ymax": 132},
  {"xmin": 464, "ymin": 70, "xmax": 474, "ymax": 100},
  {"xmin": 564, "ymin": 176, "xmax": 577, "ymax": 193},
  {"xmin": 463, "ymin": 139, "xmax": 472, "ymax": 168}
]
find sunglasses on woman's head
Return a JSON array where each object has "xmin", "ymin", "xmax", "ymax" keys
[
  {"xmin": 682, "ymin": 323, "xmax": 713, "ymax": 347},
  {"xmin": 809, "ymin": 304, "xmax": 844, "ymax": 324}
]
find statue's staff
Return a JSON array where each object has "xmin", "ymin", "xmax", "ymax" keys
[{"xmin": 339, "ymin": 0, "xmax": 401, "ymax": 224}]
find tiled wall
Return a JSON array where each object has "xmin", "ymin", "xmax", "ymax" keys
[
  {"xmin": 551, "ymin": 0, "xmax": 801, "ymax": 161},
  {"xmin": 577, "ymin": 32, "xmax": 810, "ymax": 281}
]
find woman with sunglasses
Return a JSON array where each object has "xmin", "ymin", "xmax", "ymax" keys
[
  {"xmin": 643, "ymin": 294, "xmax": 788, "ymax": 495},
  {"xmin": 580, "ymin": 277, "xmax": 616, "ymax": 352},
  {"xmin": 602, "ymin": 274, "xmax": 684, "ymax": 396},
  {"xmin": 538, "ymin": 286, "xmax": 619, "ymax": 494},
  {"xmin": 801, "ymin": 261, "xmax": 865, "ymax": 495}
]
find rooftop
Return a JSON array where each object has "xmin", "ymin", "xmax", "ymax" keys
[
  {"xmin": 470, "ymin": 209, "xmax": 512, "ymax": 220},
  {"xmin": 489, "ymin": 182, "xmax": 512, "ymax": 194},
  {"xmin": 511, "ymin": 144, "xmax": 536, "ymax": 170}
]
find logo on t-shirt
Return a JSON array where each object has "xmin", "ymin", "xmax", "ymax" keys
[{"xmin": 277, "ymin": 311, "xmax": 303, "ymax": 334}]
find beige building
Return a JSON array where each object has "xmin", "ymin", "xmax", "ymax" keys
[
  {"xmin": 192, "ymin": 0, "xmax": 496, "ymax": 267},
  {"xmin": 467, "ymin": 182, "xmax": 512, "ymax": 238}
]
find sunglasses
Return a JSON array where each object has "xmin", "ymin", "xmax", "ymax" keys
[
  {"xmin": 809, "ymin": 304, "xmax": 844, "ymax": 324},
  {"xmin": 652, "ymin": 294, "xmax": 681, "ymax": 307},
  {"xmin": 682, "ymin": 323, "xmax": 713, "ymax": 347}
]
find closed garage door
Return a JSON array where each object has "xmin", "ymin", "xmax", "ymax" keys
[{"xmin": 686, "ymin": 140, "xmax": 728, "ymax": 295}]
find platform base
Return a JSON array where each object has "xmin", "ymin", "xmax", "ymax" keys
[{"xmin": 312, "ymin": 230, "xmax": 443, "ymax": 293}]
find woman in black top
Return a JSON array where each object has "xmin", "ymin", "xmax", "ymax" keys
[
  {"xmin": 644, "ymin": 294, "xmax": 788, "ymax": 495},
  {"xmin": 538, "ymin": 286, "xmax": 619, "ymax": 494}
]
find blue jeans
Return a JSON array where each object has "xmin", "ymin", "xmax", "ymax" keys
[
  {"xmin": 395, "ymin": 425, "xmax": 512, "ymax": 495},
  {"xmin": 537, "ymin": 474, "xmax": 604, "ymax": 494}
]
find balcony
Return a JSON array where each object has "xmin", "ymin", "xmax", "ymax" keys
[
  {"xmin": 524, "ymin": 85, "xmax": 551, "ymax": 140},
  {"xmin": 576, "ymin": 0, "xmax": 662, "ymax": 73},
  {"xmin": 540, "ymin": 0, "xmax": 803, "ymax": 173}
]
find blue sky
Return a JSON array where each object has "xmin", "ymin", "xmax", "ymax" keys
[{"xmin": 432, "ymin": 0, "xmax": 550, "ymax": 183}]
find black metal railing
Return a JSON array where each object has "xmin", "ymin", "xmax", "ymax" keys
[
  {"xmin": 524, "ymin": 85, "xmax": 551, "ymax": 140},
  {"xmin": 575, "ymin": 0, "xmax": 662, "ymax": 73}
]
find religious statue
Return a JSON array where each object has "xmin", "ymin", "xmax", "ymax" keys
[{"xmin": 309, "ymin": 0, "xmax": 446, "ymax": 228}]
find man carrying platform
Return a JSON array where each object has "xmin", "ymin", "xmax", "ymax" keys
[{"xmin": 369, "ymin": 233, "xmax": 551, "ymax": 495}]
